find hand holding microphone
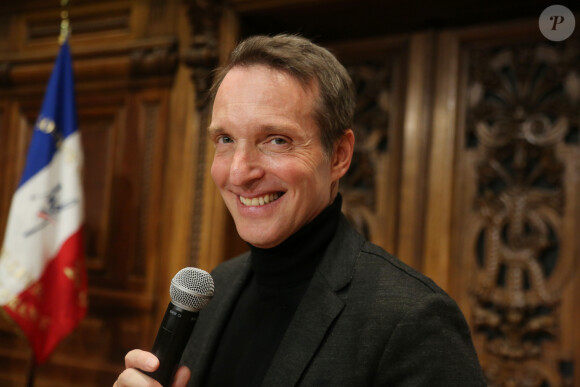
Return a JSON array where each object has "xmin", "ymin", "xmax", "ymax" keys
[
  {"xmin": 116, "ymin": 349, "xmax": 190, "ymax": 387},
  {"xmin": 114, "ymin": 267, "xmax": 214, "ymax": 387}
]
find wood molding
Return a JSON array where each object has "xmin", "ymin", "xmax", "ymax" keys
[
  {"xmin": 396, "ymin": 32, "xmax": 434, "ymax": 270},
  {"xmin": 325, "ymin": 35, "xmax": 408, "ymax": 260},
  {"xmin": 423, "ymin": 28, "xmax": 460, "ymax": 291},
  {"xmin": 182, "ymin": 0, "xmax": 223, "ymax": 111},
  {"xmin": 180, "ymin": 0, "xmax": 246, "ymax": 272}
]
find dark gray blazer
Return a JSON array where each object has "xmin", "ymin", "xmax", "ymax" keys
[{"xmin": 182, "ymin": 215, "xmax": 486, "ymax": 386}]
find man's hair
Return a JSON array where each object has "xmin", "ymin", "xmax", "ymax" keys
[{"xmin": 209, "ymin": 34, "xmax": 355, "ymax": 154}]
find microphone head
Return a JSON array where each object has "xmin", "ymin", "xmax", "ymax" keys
[{"xmin": 169, "ymin": 267, "xmax": 215, "ymax": 312}]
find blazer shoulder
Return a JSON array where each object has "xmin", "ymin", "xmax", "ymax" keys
[
  {"xmin": 329, "ymin": 216, "xmax": 447, "ymax": 299},
  {"xmin": 348, "ymin": 240, "xmax": 473, "ymax": 343},
  {"xmin": 357, "ymin": 240, "xmax": 447, "ymax": 297}
]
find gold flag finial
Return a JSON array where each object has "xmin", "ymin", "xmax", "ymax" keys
[{"xmin": 58, "ymin": 0, "xmax": 70, "ymax": 45}]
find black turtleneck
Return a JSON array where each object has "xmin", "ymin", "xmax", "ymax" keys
[{"xmin": 204, "ymin": 195, "xmax": 342, "ymax": 386}]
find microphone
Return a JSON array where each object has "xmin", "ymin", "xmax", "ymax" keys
[{"xmin": 145, "ymin": 267, "xmax": 215, "ymax": 386}]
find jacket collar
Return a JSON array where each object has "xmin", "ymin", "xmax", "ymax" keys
[
  {"xmin": 262, "ymin": 214, "xmax": 364, "ymax": 386},
  {"xmin": 187, "ymin": 257, "xmax": 252, "ymax": 383},
  {"xmin": 189, "ymin": 214, "xmax": 365, "ymax": 386}
]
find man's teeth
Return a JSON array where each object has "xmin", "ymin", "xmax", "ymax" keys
[{"xmin": 240, "ymin": 193, "xmax": 280, "ymax": 206}]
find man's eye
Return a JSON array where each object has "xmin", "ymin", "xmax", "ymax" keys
[
  {"xmin": 217, "ymin": 136, "xmax": 233, "ymax": 144},
  {"xmin": 270, "ymin": 137, "xmax": 287, "ymax": 145}
]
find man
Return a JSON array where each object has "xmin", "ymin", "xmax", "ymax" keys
[{"xmin": 115, "ymin": 34, "xmax": 485, "ymax": 386}]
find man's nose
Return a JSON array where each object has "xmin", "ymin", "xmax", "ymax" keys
[{"xmin": 229, "ymin": 144, "xmax": 264, "ymax": 186}]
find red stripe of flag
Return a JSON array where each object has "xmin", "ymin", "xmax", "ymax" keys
[{"xmin": 3, "ymin": 229, "xmax": 87, "ymax": 365}]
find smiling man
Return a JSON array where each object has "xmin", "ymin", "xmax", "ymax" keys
[
  {"xmin": 209, "ymin": 63, "xmax": 353, "ymax": 249},
  {"xmin": 115, "ymin": 34, "xmax": 485, "ymax": 387}
]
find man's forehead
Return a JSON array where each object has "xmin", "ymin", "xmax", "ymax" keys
[{"xmin": 218, "ymin": 64, "xmax": 318, "ymax": 96}]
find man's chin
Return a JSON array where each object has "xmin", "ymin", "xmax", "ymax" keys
[{"xmin": 238, "ymin": 231, "xmax": 285, "ymax": 249}]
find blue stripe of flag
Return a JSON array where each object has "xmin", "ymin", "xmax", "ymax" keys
[{"xmin": 18, "ymin": 41, "xmax": 78, "ymax": 188}]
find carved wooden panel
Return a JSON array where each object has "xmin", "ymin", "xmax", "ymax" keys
[
  {"xmin": 330, "ymin": 39, "xmax": 408, "ymax": 258},
  {"xmin": 341, "ymin": 57, "xmax": 399, "ymax": 248},
  {"xmin": 0, "ymin": 90, "xmax": 169, "ymax": 386},
  {"xmin": 15, "ymin": 0, "xmax": 134, "ymax": 51},
  {"xmin": 80, "ymin": 108, "xmax": 119, "ymax": 274},
  {"xmin": 330, "ymin": 35, "xmax": 432, "ymax": 270},
  {"xmin": 450, "ymin": 29, "xmax": 580, "ymax": 386},
  {"xmin": 0, "ymin": 101, "xmax": 36, "ymax": 258},
  {"xmin": 0, "ymin": 1, "xmax": 180, "ymax": 385}
]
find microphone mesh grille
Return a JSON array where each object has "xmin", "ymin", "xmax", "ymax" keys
[{"xmin": 170, "ymin": 267, "xmax": 215, "ymax": 312}]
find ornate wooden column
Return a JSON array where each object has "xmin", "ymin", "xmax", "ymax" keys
[
  {"xmin": 179, "ymin": 0, "xmax": 243, "ymax": 273},
  {"xmin": 429, "ymin": 20, "xmax": 580, "ymax": 386},
  {"xmin": 466, "ymin": 37, "xmax": 578, "ymax": 387}
]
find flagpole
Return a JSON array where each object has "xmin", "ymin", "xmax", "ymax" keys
[
  {"xmin": 26, "ymin": 353, "xmax": 36, "ymax": 387},
  {"xmin": 59, "ymin": 0, "xmax": 70, "ymax": 45}
]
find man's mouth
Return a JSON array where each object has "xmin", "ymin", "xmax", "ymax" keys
[{"xmin": 239, "ymin": 192, "xmax": 283, "ymax": 207}]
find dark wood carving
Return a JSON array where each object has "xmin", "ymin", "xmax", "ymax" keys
[
  {"xmin": 338, "ymin": 51, "xmax": 404, "ymax": 253},
  {"xmin": 341, "ymin": 59, "xmax": 393, "ymax": 239},
  {"xmin": 130, "ymin": 41, "xmax": 178, "ymax": 80},
  {"xmin": 181, "ymin": 0, "xmax": 223, "ymax": 267},
  {"xmin": 182, "ymin": 0, "xmax": 222, "ymax": 111},
  {"xmin": 466, "ymin": 38, "xmax": 579, "ymax": 387}
]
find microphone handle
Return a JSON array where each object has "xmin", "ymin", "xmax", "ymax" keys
[{"xmin": 144, "ymin": 303, "xmax": 198, "ymax": 386}]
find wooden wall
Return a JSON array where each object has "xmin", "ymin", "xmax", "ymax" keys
[
  {"xmin": 0, "ymin": 0, "xmax": 227, "ymax": 385},
  {"xmin": 430, "ymin": 24, "xmax": 579, "ymax": 386},
  {"xmin": 0, "ymin": 0, "xmax": 578, "ymax": 386}
]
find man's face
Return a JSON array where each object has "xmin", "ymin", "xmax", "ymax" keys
[{"xmin": 209, "ymin": 65, "xmax": 340, "ymax": 249}]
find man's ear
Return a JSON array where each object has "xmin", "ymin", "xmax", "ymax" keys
[{"xmin": 331, "ymin": 129, "xmax": 355, "ymax": 180}]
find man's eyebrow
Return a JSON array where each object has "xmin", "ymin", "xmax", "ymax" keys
[
  {"xmin": 207, "ymin": 127, "xmax": 224, "ymax": 138},
  {"xmin": 261, "ymin": 126, "xmax": 289, "ymax": 134}
]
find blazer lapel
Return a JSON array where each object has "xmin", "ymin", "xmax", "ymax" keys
[
  {"xmin": 262, "ymin": 274, "xmax": 344, "ymax": 386},
  {"xmin": 262, "ymin": 215, "xmax": 364, "ymax": 386},
  {"xmin": 188, "ymin": 254, "xmax": 252, "ymax": 384}
]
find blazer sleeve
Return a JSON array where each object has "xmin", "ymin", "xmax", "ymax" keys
[{"xmin": 374, "ymin": 291, "xmax": 486, "ymax": 386}]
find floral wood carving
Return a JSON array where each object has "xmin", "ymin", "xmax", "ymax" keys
[
  {"xmin": 182, "ymin": 0, "xmax": 222, "ymax": 111},
  {"xmin": 340, "ymin": 59, "xmax": 394, "ymax": 242},
  {"xmin": 130, "ymin": 40, "xmax": 178, "ymax": 80},
  {"xmin": 466, "ymin": 39, "xmax": 579, "ymax": 387}
]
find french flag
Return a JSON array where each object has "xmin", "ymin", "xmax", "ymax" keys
[{"xmin": 0, "ymin": 40, "xmax": 87, "ymax": 365}]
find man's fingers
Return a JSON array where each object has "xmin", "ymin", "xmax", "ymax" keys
[
  {"xmin": 119, "ymin": 349, "xmax": 187, "ymax": 386},
  {"xmin": 171, "ymin": 366, "xmax": 191, "ymax": 387},
  {"xmin": 115, "ymin": 367, "xmax": 160, "ymax": 387},
  {"xmin": 124, "ymin": 349, "xmax": 159, "ymax": 372}
]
